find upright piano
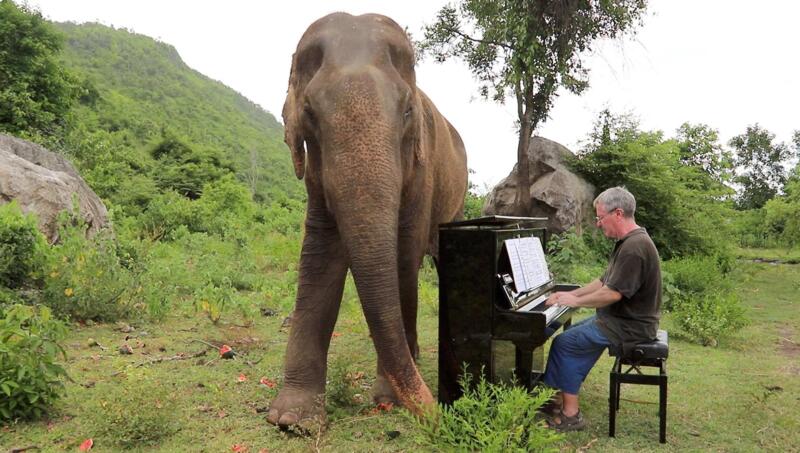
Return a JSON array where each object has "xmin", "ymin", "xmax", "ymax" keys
[{"xmin": 438, "ymin": 215, "xmax": 578, "ymax": 404}]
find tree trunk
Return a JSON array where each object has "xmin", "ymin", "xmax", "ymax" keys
[{"xmin": 515, "ymin": 126, "xmax": 532, "ymax": 216}]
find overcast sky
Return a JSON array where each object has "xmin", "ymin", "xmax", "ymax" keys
[{"xmin": 27, "ymin": 0, "xmax": 800, "ymax": 190}]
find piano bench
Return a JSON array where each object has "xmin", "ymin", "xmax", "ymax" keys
[{"xmin": 608, "ymin": 329, "xmax": 669, "ymax": 444}]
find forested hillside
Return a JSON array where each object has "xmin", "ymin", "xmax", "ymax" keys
[{"xmin": 55, "ymin": 21, "xmax": 303, "ymax": 206}]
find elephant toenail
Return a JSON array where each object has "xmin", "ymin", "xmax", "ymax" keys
[{"xmin": 279, "ymin": 411, "xmax": 299, "ymax": 427}]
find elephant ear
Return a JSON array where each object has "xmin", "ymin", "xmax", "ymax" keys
[{"xmin": 283, "ymin": 53, "xmax": 306, "ymax": 180}]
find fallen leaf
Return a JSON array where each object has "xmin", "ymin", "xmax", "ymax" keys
[
  {"xmin": 237, "ymin": 373, "xmax": 247, "ymax": 382},
  {"xmin": 231, "ymin": 444, "xmax": 248, "ymax": 452},
  {"xmin": 259, "ymin": 377, "xmax": 277, "ymax": 388},
  {"xmin": 258, "ymin": 449, "xmax": 270, "ymax": 453},
  {"xmin": 79, "ymin": 438, "xmax": 93, "ymax": 451},
  {"xmin": 331, "ymin": 332, "xmax": 342, "ymax": 338},
  {"xmin": 64, "ymin": 287, "xmax": 74, "ymax": 297},
  {"xmin": 218, "ymin": 410, "xmax": 227, "ymax": 418}
]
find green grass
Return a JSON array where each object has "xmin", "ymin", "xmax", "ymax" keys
[
  {"xmin": 736, "ymin": 246, "xmax": 800, "ymax": 263},
  {"xmin": 2, "ymin": 261, "xmax": 799, "ymax": 451}
]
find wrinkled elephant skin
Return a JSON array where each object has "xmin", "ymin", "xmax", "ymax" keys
[{"xmin": 267, "ymin": 13, "xmax": 468, "ymax": 428}]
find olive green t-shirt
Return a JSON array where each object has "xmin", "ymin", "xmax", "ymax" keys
[{"xmin": 597, "ymin": 227, "xmax": 662, "ymax": 346}]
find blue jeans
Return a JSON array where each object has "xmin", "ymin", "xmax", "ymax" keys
[{"xmin": 542, "ymin": 315, "xmax": 611, "ymax": 395}]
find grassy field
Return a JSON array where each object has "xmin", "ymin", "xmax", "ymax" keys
[{"xmin": 2, "ymin": 261, "xmax": 799, "ymax": 452}]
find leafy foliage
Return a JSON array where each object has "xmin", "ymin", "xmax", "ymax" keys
[
  {"xmin": 662, "ymin": 255, "xmax": 746, "ymax": 346},
  {"xmin": 53, "ymin": 21, "xmax": 303, "ymax": 206},
  {"xmin": 546, "ymin": 227, "xmax": 609, "ymax": 284},
  {"xmin": 570, "ymin": 110, "xmax": 734, "ymax": 259},
  {"xmin": 676, "ymin": 122, "xmax": 734, "ymax": 188},
  {"xmin": 411, "ymin": 370, "xmax": 562, "ymax": 452},
  {"xmin": 0, "ymin": 201, "xmax": 46, "ymax": 289},
  {"xmin": 0, "ymin": 304, "xmax": 68, "ymax": 422},
  {"xmin": 419, "ymin": 0, "xmax": 648, "ymax": 214},
  {"xmin": 730, "ymin": 124, "xmax": 796, "ymax": 210},
  {"xmin": 40, "ymin": 215, "xmax": 134, "ymax": 322},
  {"xmin": 671, "ymin": 291, "xmax": 747, "ymax": 347},
  {"xmin": 0, "ymin": 0, "xmax": 79, "ymax": 139}
]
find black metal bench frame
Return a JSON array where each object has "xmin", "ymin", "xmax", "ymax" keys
[{"xmin": 608, "ymin": 339, "xmax": 668, "ymax": 443}]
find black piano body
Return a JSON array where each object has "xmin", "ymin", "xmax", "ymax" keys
[{"xmin": 438, "ymin": 215, "xmax": 578, "ymax": 404}]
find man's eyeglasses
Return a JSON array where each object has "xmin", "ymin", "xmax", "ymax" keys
[{"xmin": 595, "ymin": 208, "xmax": 620, "ymax": 223}]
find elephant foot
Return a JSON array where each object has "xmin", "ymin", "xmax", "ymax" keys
[
  {"xmin": 371, "ymin": 374, "xmax": 399, "ymax": 405},
  {"xmin": 372, "ymin": 374, "xmax": 436, "ymax": 419},
  {"xmin": 267, "ymin": 387, "xmax": 326, "ymax": 432}
]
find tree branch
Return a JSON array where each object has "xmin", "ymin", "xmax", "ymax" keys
[{"xmin": 442, "ymin": 25, "xmax": 515, "ymax": 51}]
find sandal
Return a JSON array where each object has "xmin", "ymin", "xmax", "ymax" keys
[{"xmin": 547, "ymin": 410, "xmax": 587, "ymax": 432}]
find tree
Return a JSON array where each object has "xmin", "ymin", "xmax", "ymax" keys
[
  {"xmin": 419, "ymin": 0, "xmax": 648, "ymax": 215},
  {"xmin": 572, "ymin": 111, "xmax": 734, "ymax": 259},
  {"xmin": 676, "ymin": 122, "xmax": 733, "ymax": 187},
  {"xmin": 0, "ymin": 0, "xmax": 77, "ymax": 138},
  {"xmin": 729, "ymin": 124, "xmax": 795, "ymax": 210}
]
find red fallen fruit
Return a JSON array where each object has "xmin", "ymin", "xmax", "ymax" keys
[
  {"xmin": 259, "ymin": 377, "xmax": 276, "ymax": 388},
  {"xmin": 79, "ymin": 438, "xmax": 94, "ymax": 451},
  {"xmin": 219, "ymin": 344, "xmax": 235, "ymax": 359},
  {"xmin": 237, "ymin": 373, "xmax": 247, "ymax": 382},
  {"xmin": 231, "ymin": 444, "xmax": 248, "ymax": 452}
]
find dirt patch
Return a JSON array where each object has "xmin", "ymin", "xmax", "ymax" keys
[{"xmin": 777, "ymin": 324, "xmax": 800, "ymax": 375}]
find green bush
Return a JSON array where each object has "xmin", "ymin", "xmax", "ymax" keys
[
  {"xmin": 411, "ymin": 371, "xmax": 562, "ymax": 452},
  {"xmin": 0, "ymin": 304, "xmax": 68, "ymax": 422},
  {"xmin": 671, "ymin": 291, "xmax": 748, "ymax": 347},
  {"xmin": 547, "ymin": 228, "xmax": 609, "ymax": 284},
  {"xmin": 0, "ymin": 202, "xmax": 46, "ymax": 289},
  {"xmin": 40, "ymin": 217, "xmax": 134, "ymax": 322},
  {"xmin": 89, "ymin": 375, "xmax": 180, "ymax": 448}
]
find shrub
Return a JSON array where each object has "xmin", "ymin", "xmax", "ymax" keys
[
  {"xmin": 40, "ymin": 217, "xmax": 134, "ymax": 322},
  {"xmin": 89, "ymin": 375, "xmax": 180, "ymax": 448},
  {"xmin": 0, "ymin": 202, "xmax": 46, "ymax": 289},
  {"xmin": 547, "ymin": 228, "xmax": 608, "ymax": 284},
  {"xmin": 671, "ymin": 291, "xmax": 748, "ymax": 347},
  {"xmin": 193, "ymin": 278, "xmax": 235, "ymax": 324},
  {"xmin": 0, "ymin": 304, "xmax": 68, "ymax": 422},
  {"xmin": 411, "ymin": 371, "xmax": 562, "ymax": 452}
]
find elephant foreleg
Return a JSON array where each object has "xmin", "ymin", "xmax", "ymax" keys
[{"xmin": 268, "ymin": 217, "xmax": 348, "ymax": 428}]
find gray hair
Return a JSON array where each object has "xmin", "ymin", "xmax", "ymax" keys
[{"xmin": 594, "ymin": 186, "xmax": 636, "ymax": 218}]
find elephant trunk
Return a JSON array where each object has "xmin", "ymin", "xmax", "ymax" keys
[{"xmin": 324, "ymin": 139, "xmax": 432, "ymax": 412}]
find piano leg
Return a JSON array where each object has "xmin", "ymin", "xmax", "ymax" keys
[{"xmin": 515, "ymin": 345, "xmax": 544, "ymax": 389}]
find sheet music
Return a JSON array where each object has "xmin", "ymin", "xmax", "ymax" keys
[{"xmin": 504, "ymin": 236, "xmax": 550, "ymax": 293}]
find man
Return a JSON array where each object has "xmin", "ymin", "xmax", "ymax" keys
[{"xmin": 541, "ymin": 186, "xmax": 662, "ymax": 431}]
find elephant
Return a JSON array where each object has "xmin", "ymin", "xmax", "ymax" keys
[{"xmin": 267, "ymin": 12, "xmax": 468, "ymax": 428}]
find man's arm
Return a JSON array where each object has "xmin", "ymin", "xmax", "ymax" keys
[
  {"xmin": 568, "ymin": 279, "xmax": 603, "ymax": 297},
  {"xmin": 544, "ymin": 278, "xmax": 602, "ymax": 305},
  {"xmin": 545, "ymin": 282, "xmax": 622, "ymax": 308}
]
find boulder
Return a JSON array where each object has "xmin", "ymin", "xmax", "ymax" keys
[
  {"xmin": 0, "ymin": 134, "xmax": 109, "ymax": 242},
  {"xmin": 483, "ymin": 136, "xmax": 595, "ymax": 234}
]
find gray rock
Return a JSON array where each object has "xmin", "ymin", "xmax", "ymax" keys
[
  {"xmin": 483, "ymin": 136, "xmax": 595, "ymax": 234},
  {"xmin": 0, "ymin": 134, "xmax": 109, "ymax": 242}
]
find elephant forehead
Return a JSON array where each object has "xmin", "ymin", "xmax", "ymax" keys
[{"xmin": 301, "ymin": 13, "xmax": 414, "ymax": 73}]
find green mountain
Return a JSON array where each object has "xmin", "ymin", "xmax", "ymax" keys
[{"xmin": 54, "ymin": 21, "xmax": 302, "ymax": 205}]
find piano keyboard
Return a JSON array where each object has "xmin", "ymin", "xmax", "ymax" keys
[{"xmin": 516, "ymin": 293, "xmax": 565, "ymax": 324}]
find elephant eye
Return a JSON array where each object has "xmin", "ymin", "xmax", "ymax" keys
[{"xmin": 403, "ymin": 106, "xmax": 413, "ymax": 120}]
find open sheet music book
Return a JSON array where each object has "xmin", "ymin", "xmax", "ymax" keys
[{"xmin": 504, "ymin": 236, "xmax": 550, "ymax": 293}]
